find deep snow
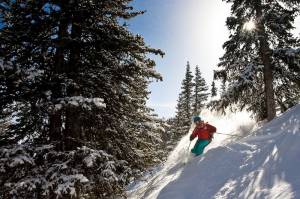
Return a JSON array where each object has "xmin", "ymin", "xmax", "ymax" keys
[{"xmin": 127, "ymin": 104, "xmax": 300, "ymax": 199}]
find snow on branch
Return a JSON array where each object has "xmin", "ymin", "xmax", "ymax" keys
[
  {"xmin": 0, "ymin": 144, "xmax": 130, "ymax": 198},
  {"xmin": 273, "ymin": 48, "xmax": 300, "ymax": 69},
  {"xmin": 54, "ymin": 96, "xmax": 106, "ymax": 111}
]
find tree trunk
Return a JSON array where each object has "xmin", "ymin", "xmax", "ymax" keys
[
  {"xmin": 255, "ymin": 1, "xmax": 276, "ymax": 121},
  {"xmin": 64, "ymin": 2, "xmax": 83, "ymax": 149},
  {"xmin": 261, "ymin": 47, "xmax": 276, "ymax": 121},
  {"xmin": 49, "ymin": 2, "xmax": 69, "ymax": 144}
]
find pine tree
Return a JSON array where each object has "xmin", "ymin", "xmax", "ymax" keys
[
  {"xmin": 193, "ymin": 66, "xmax": 209, "ymax": 114},
  {"xmin": 0, "ymin": 1, "xmax": 165, "ymax": 198},
  {"xmin": 176, "ymin": 62, "xmax": 194, "ymax": 127},
  {"xmin": 175, "ymin": 93, "xmax": 185, "ymax": 127},
  {"xmin": 220, "ymin": 81, "xmax": 226, "ymax": 96},
  {"xmin": 173, "ymin": 61, "xmax": 194, "ymax": 140},
  {"xmin": 211, "ymin": 81, "xmax": 217, "ymax": 97},
  {"xmin": 213, "ymin": 0, "xmax": 300, "ymax": 121}
]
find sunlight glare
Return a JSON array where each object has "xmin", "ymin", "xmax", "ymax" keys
[{"xmin": 243, "ymin": 20, "xmax": 256, "ymax": 31}]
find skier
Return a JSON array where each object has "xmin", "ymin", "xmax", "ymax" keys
[{"xmin": 190, "ymin": 116, "xmax": 217, "ymax": 156}]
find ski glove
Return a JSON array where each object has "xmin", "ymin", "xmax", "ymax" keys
[{"xmin": 190, "ymin": 135, "xmax": 195, "ymax": 141}]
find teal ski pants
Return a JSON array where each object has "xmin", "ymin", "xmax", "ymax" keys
[{"xmin": 191, "ymin": 139, "xmax": 210, "ymax": 156}]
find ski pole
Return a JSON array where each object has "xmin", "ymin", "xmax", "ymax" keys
[
  {"xmin": 215, "ymin": 132, "xmax": 243, "ymax": 138},
  {"xmin": 187, "ymin": 141, "xmax": 191, "ymax": 152}
]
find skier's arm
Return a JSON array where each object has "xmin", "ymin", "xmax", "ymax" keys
[
  {"xmin": 206, "ymin": 123, "xmax": 217, "ymax": 141},
  {"xmin": 190, "ymin": 128, "xmax": 198, "ymax": 141},
  {"xmin": 206, "ymin": 123, "xmax": 217, "ymax": 133}
]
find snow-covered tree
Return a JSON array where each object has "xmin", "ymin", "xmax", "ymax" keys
[
  {"xmin": 211, "ymin": 81, "xmax": 217, "ymax": 97},
  {"xmin": 0, "ymin": 0, "xmax": 165, "ymax": 198},
  {"xmin": 175, "ymin": 62, "xmax": 194, "ymax": 127},
  {"xmin": 213, "ymin": 0, "xmax": 300, "ymax": 121},
  {"xmin": 192, "ymin": 66, "xmax": 209, "ymax": 114},
  {"xmin": 175, "ymin": 93, "xmax": 185, "ymax": 127}
]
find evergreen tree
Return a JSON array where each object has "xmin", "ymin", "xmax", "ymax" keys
[
  {"xmin": 213, "ymin": 0, "xmax": 300, "ymax": 121},
  {"xmin": 220, "ymin": 81, "xmax": 226, "ymax": 96},
  {"xmin": 211, "ymin": 81, "xmax": 217, "ymax": 97},
  {"xmin": 175, "ymin": 93, "xmax": 185, "ymax": 127},
  {"xmin": 173, "ymin": 61, "xmax": 194, "ymax": 140},
  {"xmin": 0, "ymin": 1, "xmax": 165, "ymax": 198},
  {"xmin": 176, "ymin": 62, "xmax": 194, "ymax": 127},
  {"xmin": 192, "ymin": 66, "xmax": 209, "ymax": 114}
]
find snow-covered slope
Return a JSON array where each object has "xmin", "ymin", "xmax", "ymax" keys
[
  {"xmin": 127, "ymin": 104, "xmax": 300, "ymax": 199},
  {"xmin": 127, "ymin": 110, "xmax": 255, "ymax": 199}
]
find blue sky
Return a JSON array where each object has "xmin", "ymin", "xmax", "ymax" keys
[
  {"xmin": 128, "ymin": 0, "xmax": 231, "ymax": 118},
  {"xmin": 128, "ymin": 0, "xmax": 300, "ymax": 118}
]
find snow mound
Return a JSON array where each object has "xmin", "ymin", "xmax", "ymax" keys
[{"xmin": 158, "ymin": 104, "xmax": 300, "ymax": 199}]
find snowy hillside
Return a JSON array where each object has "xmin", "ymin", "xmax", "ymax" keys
[
  {"xmin": 127, "ymin": 104, "xmax": 300, "ymax": 199},
  {"xmin": 127, "ymin": 109, "xmax": 255, "ymax": 198}
]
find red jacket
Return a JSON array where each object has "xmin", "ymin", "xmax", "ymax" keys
[{"xmin": 190, "ymin": 123, "xmax": 217, "ymax": 140}]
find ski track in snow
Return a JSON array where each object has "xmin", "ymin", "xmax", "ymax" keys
[{"xmin": 126, "ymin": 110, "xmax": 255, "ymax": 199}]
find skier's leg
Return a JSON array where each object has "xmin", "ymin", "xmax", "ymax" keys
[
  {"xmin": 191, "ymin": 140, "xmax": 200, "ymax": 154},
  {"xmin": 194, "ymin": 140, "xmax": 210, "ymax": 156}
]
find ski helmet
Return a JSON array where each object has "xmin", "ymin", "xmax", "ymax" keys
[{"xmin": 193, "ymin": 116, "xmax": 201, "ymax": 123}]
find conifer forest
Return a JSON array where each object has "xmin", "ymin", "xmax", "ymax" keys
[{"xmin": 0, "ymin": 0, "xmax": 299, "ymax": 198}]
